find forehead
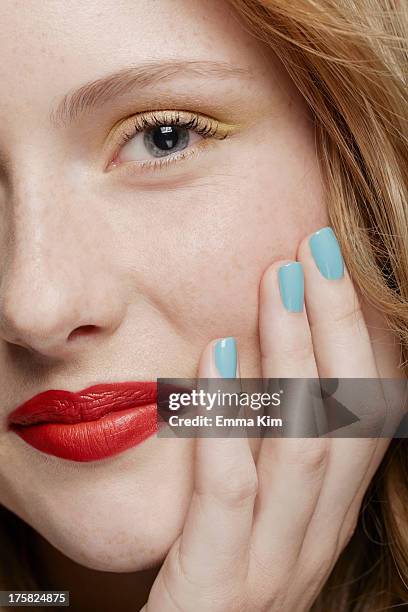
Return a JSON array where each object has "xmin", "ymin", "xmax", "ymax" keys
[{"xmin": 0, "ymin": 0, "xmax": 268, "ymax": 105}]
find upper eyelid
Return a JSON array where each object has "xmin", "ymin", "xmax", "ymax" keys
[
  {"xmin": 111, "ymin": 109, "xmax": 239, "ymax": 145},
  {"xmin": 120, "ymin": 110, "xmax": 225, "ymax": 143}
]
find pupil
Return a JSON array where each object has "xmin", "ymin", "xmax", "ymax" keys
[{"xmin": 153, "ymin": 125, "xmax": 179, "ymax": 150}]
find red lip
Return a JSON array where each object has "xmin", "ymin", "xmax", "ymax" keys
[{"xmin": 8, "ymin": 382, "xmax": 157, "ymax": 462}]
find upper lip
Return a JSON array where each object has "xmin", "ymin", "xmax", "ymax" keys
[{"xmin": 8, "ymin": 382, "xmax": 157, "ymax": 427}]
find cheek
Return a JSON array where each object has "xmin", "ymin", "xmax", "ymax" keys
[{"xmin": 154, "ymin": 137, "xmax": 327, "ymax": 341}]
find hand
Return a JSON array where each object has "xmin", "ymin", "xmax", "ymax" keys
[{"xmin": 141, "ymin": 227, "xmax": 400, "ymax": 612}]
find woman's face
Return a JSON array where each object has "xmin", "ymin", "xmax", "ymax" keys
[{"xmin": 0, "ymin": 0, "xmax": 326, "ymax": 571}]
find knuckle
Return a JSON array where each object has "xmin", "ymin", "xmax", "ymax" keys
[
  {"xmin": 253, "ymin": 587, "xmax": 285, "ymax": 612},
  {"xmin": 205, "ymin": 597, "xmax": 247, "ymax": 612},
  {"xmin": 279, "ymin": 339, "xmax": 315, "ymax": 364},
  {"xmin": 249, "ymin": 561, "xmax": 285, "ymax": 609},
  {"xmin": 210, "ymin": 465, "xmax": 259, "ymax": 508},
  {"xmin": 331, "ymin": 302, "xmax": 364, "ymax": 329},
  {"xmin": 274, "ymin": 327, "xmax": 314, "ymax": 364},
  {"xmin": 300, "ymin": 547, "xmax": 336, "ymax": 586},
  {"xmin": 281, "ymin": 438, "xmax": 329, "ymax": 474},
  {"xmin": 168, "ymin": 544, "xmax": 248, "ymax": 612}
]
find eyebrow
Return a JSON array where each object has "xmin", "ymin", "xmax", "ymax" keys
[{"xmin": 49, "ymin": 60, "xmax": 253, "ymax": 128}]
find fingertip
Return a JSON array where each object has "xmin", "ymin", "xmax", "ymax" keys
[
  {"xmin": 198, "ymin": 336, "xmax": 240, "ymax": 379},
  {"xmin": 260, "ymin": 259, "xmax": 305, "ymax": 314},
  {"xmin": 260, "ymin": 259, "xmax": 294, "ymax": 299},
  {"xmin": 278, "ymin": 262, "xmax": 304, "ymax": 313},
  {"xmin": 298, "ymin": 226, "xmax": 346, "ymax": 282}
]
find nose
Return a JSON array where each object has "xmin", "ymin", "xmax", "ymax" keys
[{"xmin": 0, "ymin": 185, "xmax": 126, "ymax": 359}]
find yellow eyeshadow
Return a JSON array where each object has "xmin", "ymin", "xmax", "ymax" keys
[{"xmin": 104, "ymin": 109, "xmax": 243, "ymax": 160}]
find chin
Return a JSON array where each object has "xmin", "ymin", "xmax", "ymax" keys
[
  {"xmin": 4, "ymin": 437, "xmax": 194, "ymax": 572},
  {"xmin": 52, "ymin": 521, "xmax": 179, "ymax": 573},
  {"xmin": 31, "ymin": 492, "xmax": 189, "ymax": 573}
]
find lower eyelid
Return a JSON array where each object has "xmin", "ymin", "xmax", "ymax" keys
[
  {"xmin": 108, "ymin": 133, "xmax": 223, "ymax": 177},
  {"xmin": 125, "ymin": 138, "xmax": 209, "ymax": 173}
]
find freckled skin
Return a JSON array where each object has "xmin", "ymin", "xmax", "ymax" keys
[{"xmin": 0, "ymin": 0, "xmax": 326, "ymax": 572}]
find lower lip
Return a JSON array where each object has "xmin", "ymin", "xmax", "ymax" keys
[{"xmin": 11, "ymin": 404, "xmax": 157, "ymax": 462}]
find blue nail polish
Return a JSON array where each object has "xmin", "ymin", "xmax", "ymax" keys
[
  {"xmin": 214, "ymin": 337, "xmax": 237, "ymax": 378},
  {"xmin": 309, "ymin": 227, "xmax": 344, "ymax": 280},
  {"xmin": 278, "ymin": 262, "xmax": 304, "ymax": 312}
]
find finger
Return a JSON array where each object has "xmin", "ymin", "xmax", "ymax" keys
[
  {"xmin": 297, "ymin": 225, "xmax": 380, "ymax": 472},
  {"xmin": 299, "ymin": 226, "xmax": 391, "ymax": 437},
  {"xmin": 167, "ymin": 337, "xmax": 256, "ymax": 594},
  {"xmin": 258, "ymin": 259, "xmax": 329, "ymax": 436},
  {"xmin": 299, "ymin": 228, "xmax": 405, "ymax": 441},
  {"xmin": 294, "ymin": 228, "xmax": 384, "ymax": 569},
  {"xmin": 250, "ymin": 261, "xmax": 329, "ymax": 577}
]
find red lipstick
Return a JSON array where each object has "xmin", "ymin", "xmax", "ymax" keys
[{"xmin": 8, "ymin": 382, "xmax": 157, "ymax": 462}]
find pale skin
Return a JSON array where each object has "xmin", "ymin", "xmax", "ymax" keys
[{"xmin": 0, "ymin": 1, "xmax": 402, "ymax": 610}]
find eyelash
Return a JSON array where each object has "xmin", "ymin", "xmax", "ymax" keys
[{"xmin": 111, "ymin": 109, "xmax": 230, "ymax": 173}]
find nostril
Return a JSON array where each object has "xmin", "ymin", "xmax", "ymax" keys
[{"xmin": 68, "ymin": 325, "xmax": 99, "ymax": 342}]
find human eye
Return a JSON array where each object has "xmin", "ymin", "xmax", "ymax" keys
[{"xmin": 107, "ymin": 109, "xmax": 234, "ymax": 174}]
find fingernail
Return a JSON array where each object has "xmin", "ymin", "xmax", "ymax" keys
[
  {"xmin": 278, "ymin": 262, "xmax": 304, "ymax": 312},
  {"xmin": 214, "ymin": 337, "xmax": 237, "ymax": 378},
  {"xmin": 309, "ymin": 227, "xmax": 344, "ymax": 280}
]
